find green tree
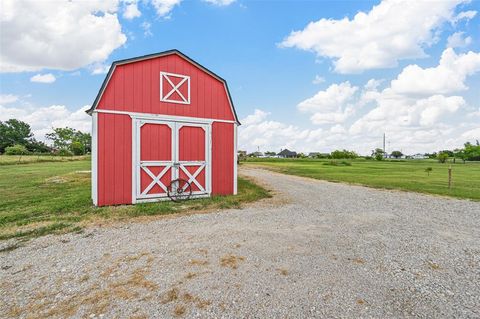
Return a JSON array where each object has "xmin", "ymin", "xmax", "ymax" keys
[
  {"xmin": 425, "ymin": 152, "xmax": 437, "ymax": 159},
  {"xmin": 74, "ymin": 131, "xmax": 91, "ymax": 153},
  {"xmin": 439, "ymin": 150, "xmax": 454, "ymax": 157},
  {"xmin": 453, "ymin": 148, "xmax": 466, "ymax": 164},
  {"xmin": 437, "ymin": 151, "xmax": 449, "ymax": 163},
  {"xmin": 0, "ymin": 119, "xmax": 33, "ymax": 153},
  {"xmin": 315, "ymin": 153, "xmax": 329, "ymax": 159},
  {"xmin": 425, "ymin": 167, "xmax": 432, "ymax": 176},
  {"xmin": 464, "ymin": 141, "xmax": 480, "ymax": 161},
  {"xmin": 70, "ymin": 141, "xmax": 85, "ymax": 155},
  {"xmin": 391, "ymin": 150, "xmax": 403, "ymax": 159},
  {"xmin": 5, "ymin": 144, "xmax": 29, "ymax": 155},
  {"xmin": 46, "ymin": 127, "xmax": 76, "ymax": 150},
  {"xmin": 330, "ymin": 149, "xmax": 358, "ymax": 159},
  {"xmin": 373, "ymin": 148, "xmax": 385, "ymax": 161},
  {"xmin": 46, "ymin": 127, "xmax": 91, "ymax": 155},
  {"xmin": 29, "ymin": 140, "xmax": 52, "ymax": 153}
]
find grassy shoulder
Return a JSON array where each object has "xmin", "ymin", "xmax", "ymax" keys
[
  {"xmin": 0, "ymin": 154, "xmax": 90, "ymax": 165},
  {"xmin": 0, "ymin": 159, "xmax": 270, "ymax": 241},
  {"xmin": 244, "ymin": 158, "xmax": 480, "ymax": 201}
]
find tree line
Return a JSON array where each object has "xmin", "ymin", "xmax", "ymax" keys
[
  {"xmin": 0, "ymin": 119, "xmax": 91, "ymax": 156},
  {"xmin": 435, "ymin": 141, "xmax": 480, "ymax": 163},
  {"xmin": 250, "ymin": 142, "xmax": 480, "ymax": 162}
]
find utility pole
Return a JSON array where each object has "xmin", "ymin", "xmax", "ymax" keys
[{"xmin": 383, "ymin": 133, "xmax": 386, "ymax": 154}]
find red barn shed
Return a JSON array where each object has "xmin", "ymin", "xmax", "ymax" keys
[{"xmin": 86, "ymin": 50, "xmax": 239, "ymax": 206}]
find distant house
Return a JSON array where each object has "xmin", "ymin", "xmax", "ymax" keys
[
  {"xmin": 410, "ymin": 153, "xmax": 428, "ymax": 159},
  {"xmin": 386, "ymin": 153, "xmax": 406, "ymax": 159},
  {"xmin": 278, "ymin": 149, "xmax": 297, "ymax": 158},
  {"xmin": 249, "ymin": 151, "xmax": 263, "ymax": 157}
]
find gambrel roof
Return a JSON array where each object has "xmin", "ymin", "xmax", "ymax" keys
[
  {"xmin": 278, "ymin": 149, "xmax": 297, "ymax": 156},
  {"xmin": 86, "ymin": 49, "xmax": 240, "ymax": 124}
]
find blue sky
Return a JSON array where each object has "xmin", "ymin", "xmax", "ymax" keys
[{"xmin": 1, "ymin": 0, "xmax": 479, "ymax": 154}]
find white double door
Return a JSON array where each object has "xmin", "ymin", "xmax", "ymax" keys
[{"xmin": 133, "ymin": 118, "xmax": 211, "ymax": 201}]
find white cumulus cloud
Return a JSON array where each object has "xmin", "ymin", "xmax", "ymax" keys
[
  {"xmin": 30, "ymin": 73, "xmax": 56, "ymax": 84},
  {"xmin": 151, "ymin": 0, "xmax": 182, "ymax": 17},
  {"xmin": 461, "ymin": 127, "xmax": 480, "ymax": 140},
  {"xmin": 280, "ymin": 0, "xmax": 470, "ymax": 73},
  {"xmin": 0, "ymin": 94, "xmax": 19, "ymax": 104},
  {"xmin": 0, "ymin": 0, "xmax": 126, "ymax": 73},
  {"xmin": 312, "ymin": 75, "xmax": 325, "ymax": 84},
  {"xmin": 417, "ymin": 95, "xmax": 465, "ymax": 126},
  {"xmin": 241, "ymin": 109, "xmax": 270, "ymax": 125},
  {"xmin": 390, "ymin": 48, "xmax": 480, "ymax": 96},
  {"xmin": 90, "ymin": 63, "xmax": 111, "ymax": 75},
  {"xmin": 141, "ymin": 21, "xmax": 153, "ymax": 37},
  {"xmin": 447, "ymin": 32, "xmax": 472, "ymax": 48},
  {"xmin": 203, "ymin": 0, "xmax": 236, "ymax": 6},
  {"xmin": 0, "ymin": 104, "xmax": 91, "ymax": 141},
  {"xmin": 452, "ymin": 10, "xmax": 477, "ymax": 23},
  {"xmin": 239, "ymin": 111, "xmax": 325, "ymax": 153},
  {"xmin": 123, "ymin": 0, "xmax": 141, "ymax": 19},
  {"xmin": 297, "ymin": 82, "xmax": 358, "ymax": 125}
]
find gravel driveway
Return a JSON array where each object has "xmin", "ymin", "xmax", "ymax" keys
[{"xmin": 1, "ymin": 167, "xmax": 479, "ymax": 318}]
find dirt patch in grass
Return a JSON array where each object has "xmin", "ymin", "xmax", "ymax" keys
[
  {"xmin": 427, "ymin": 260, "xmax": 441, "ymax": 270},
  {"xmin": 356, "ymin": 298, "xmax": 366, "ymax": 305},
  {"xmin": 173, "ymin": 304, "xmax": 187, "ymax": 317},
  {"xmin": 277, "ymin": 268, "xmax": 289, "ymax": 276},
  {"xmin": 198, "ymin": 248, "xmax": 208, "ymax": 256},
  {"xmin": 220, "ymin": 254, "xmax": 245, "ymax": 269},
  {"xmin": 189, "ymin": 259, "xmax": 209, "ymax": 266},
  {"xmin": 162, "ymin": 288, "xmax": 180, "ymax": 304},
  {"xmin": 349, "ymin": 257, "xmax": 366, "ymax": 264},
  {"xmin": 110, "ymin": 268, "xmax": 158, "ymax": 298},
  {"xmin": 7, "ymin": 252, "xmax": 159, "ymax": 317},
  {"xmin": 184, "ymin": 272, "xmax": 197, "ymax": 279}
]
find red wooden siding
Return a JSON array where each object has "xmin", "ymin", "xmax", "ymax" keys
[
  {"xmin": 141, "ymin": 124, "xmax": 172, "ymax": 161},
  {"xmin": 97, "ymin": 113, "xmax": 132, "ymax": 206},
  {"xmin": 178, "ymin": 126, "xmax": 205, "ymax": 161},
  {"xmin": 139, "ymin": 123, "xmax": 173, "ymax": 196},
  {"xmin": 178, "ymin": 126, "xmax": 207, "ymax": 192},
  {"xmin": 211, "ymin": 122, "xmax": 234, "ymax": 195},
  {"xmin": 97, "ymin": 54, "xmax": 234, "ymax": 122}
]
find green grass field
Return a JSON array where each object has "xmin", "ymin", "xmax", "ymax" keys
[
  {"xmin": 0, "ymin": 154, "xmax": 89, "ymax": 165},
  {"xmin": 244, "ymin": 158, "xmax": 480, "ymax": 201},
  {"xmin": 0, "ymin": 157, "xmax": 270, "ymax": 242}
]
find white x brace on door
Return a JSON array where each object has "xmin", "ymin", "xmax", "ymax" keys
[{"xmin": 133, "ymin": 118, "xmax": 211, "ymax": 202}]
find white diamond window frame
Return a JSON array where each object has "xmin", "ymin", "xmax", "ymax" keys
[{"xmin": 160, "ymin": 71, "xmax": 191, "ymax": 105}]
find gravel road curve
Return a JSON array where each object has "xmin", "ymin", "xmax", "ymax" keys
[{"xmin": 1, "ymin": 167, "xmax": 479, "ymax": 318}]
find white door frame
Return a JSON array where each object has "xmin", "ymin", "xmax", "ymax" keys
[{"xmin": 132, "ymin": 117, "xmax": 211, "ymax": 203}]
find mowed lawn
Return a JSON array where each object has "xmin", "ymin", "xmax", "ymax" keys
[
  {"xmin": 0, "ymin": 157, "xmax": 270, "ymax": 241},
  {"xmin": 245, "ymin": 158, "xmax": 480, "ymax": 201},
  {"xmin": 0, "ymin": 154, "xmax": 89, "ymax": 165}
]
